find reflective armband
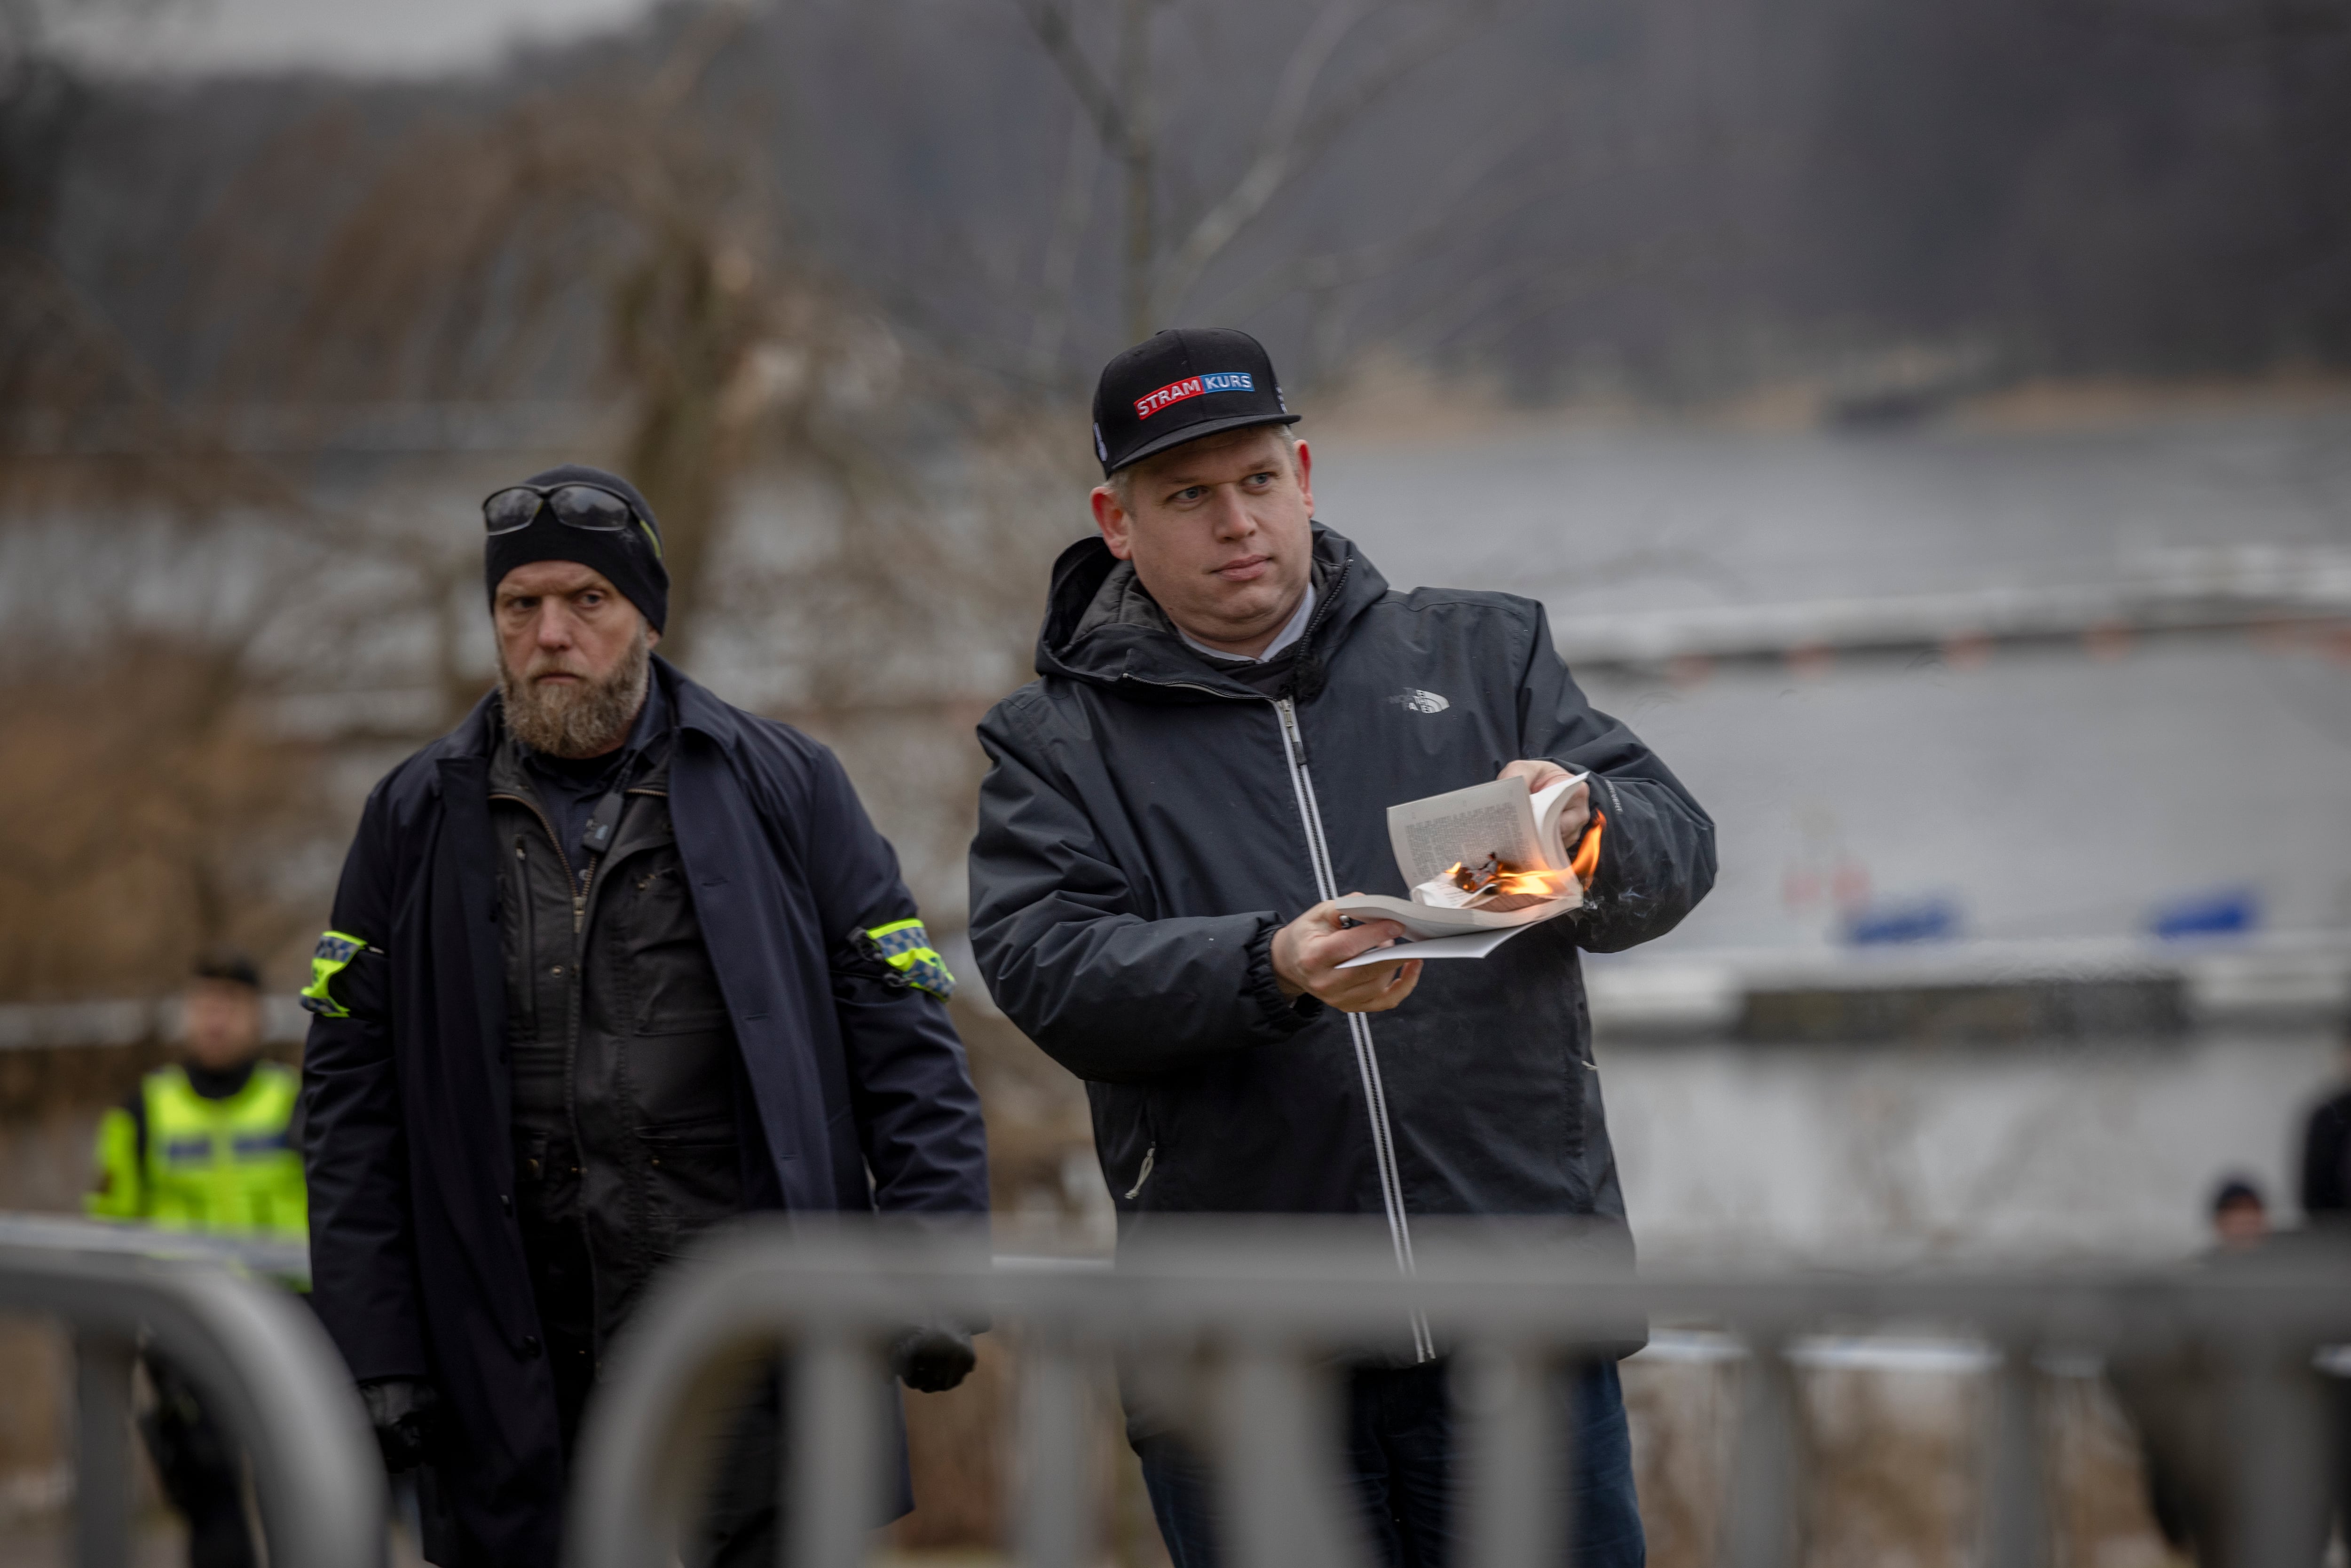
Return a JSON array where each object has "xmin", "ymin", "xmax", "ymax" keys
[
  {"xmin": 300, "ymin": 930, "xmax": 371, "ymax": 1019},
  {"xmin": 858, "ymin": 918, "xmax": 955, "ymax": 1001}
]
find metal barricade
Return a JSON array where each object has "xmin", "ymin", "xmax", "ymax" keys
[
  {"xmin": 567, "ymin": 1219, "xmax": 2351, "ymax": 1568},
  {"xmin": 0, "ymin": 1216, "xmax": 382, "ymax": 1568}
]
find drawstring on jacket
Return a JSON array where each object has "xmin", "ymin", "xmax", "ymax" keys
[{"xmin": 1279, "ymin": 544, "xmax": 1351, "ymax": 705}]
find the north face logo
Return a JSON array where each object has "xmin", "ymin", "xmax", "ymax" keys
[{"xmin": 1389, "ymin": 689, "xmax": 1450, "ymax": 714}]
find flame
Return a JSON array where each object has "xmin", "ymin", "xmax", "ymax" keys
[
  {"xmin": 1441, "ymin": 857, "xmax": 1578, "ymax": 905},
  {"xmin": 1491, "ymin": 866, "xmax": 1580, "ymax": 898},
  {"xmin": 1441, "ymin": 858, "xmax": 1500, "ymax": 896}
]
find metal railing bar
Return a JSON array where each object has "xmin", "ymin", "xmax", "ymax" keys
[
  {"xmin": 72, "ymin": 1330, "xmax": 134, "ymax": 1568},
  {"xmin": 568, "ymin": 1270, "xmax": 781, "ymax": 1568},
  {"xmin": 992, "ymin": 1253, "xmax": 1114, "ymax": 1274},
  {"xmin": 2225, "ymin": 1332, "xmax": 2330, "ymax": 1568},
  {"xmin": 1978, "ymin": 1348, "xmax": 2045, "ymax": 1568},
  {"xmin": 568, "ymin": 1222, "xmax": 2351, "ymax": 1568},
  {"xmin": 788, "ymin": 1328, "xmax": 882, "ymax": 1568},
  {"xmin": 152, "ymin": 1262, "xmax": 384, "ymax": 1568},
  {"xmin": 1717, "ymin": 1339, "xmax": 1798, "ymax": 1568},
  {"xmin": 1459, "ymin": 1339, "xmax": 1563, "ymax": 1568},
  {"xmin": 1217, "ymin": 1339, "xmax": 1363, "ymax": 1568},
  {"xmin": 650, "ymin": 1226, "xmax": 2351, "ymax": 1349},
  {"xmin": 0, "ymin": 1243, "xmax": 382, "ymax": 1568},
  {"xmin": 0, "ymin": 1213, "xmax": 308, "ymax": 1284},
  {"xmin": 1015, "ymin": 1332, "xmax": 1089, "ymax": 1568}
]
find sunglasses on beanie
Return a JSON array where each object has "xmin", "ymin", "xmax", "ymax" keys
[{"xmin": 481, "ymin": 483, "xmax": 663, "ymax": 559}]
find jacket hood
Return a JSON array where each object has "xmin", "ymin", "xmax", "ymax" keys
[{"xmin": 1033, "ymin": 522, "xmax": 1389, "ymax": 702}]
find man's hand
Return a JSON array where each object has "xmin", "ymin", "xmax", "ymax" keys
[
  {"xmin": 1499, "ymin": 759, "xmax": 1591, "ymax": 844},
  {"xmin": 1271, "ymin": 902, "xmax": 1422, "ymax": 1012},
  {"xmin": 889, "ymin": 1323, "xmax": 979, "ymax": 1393},
  {"xmin": 359, "ymin": 1376, "xmax": 443, "ymax": 1473}
]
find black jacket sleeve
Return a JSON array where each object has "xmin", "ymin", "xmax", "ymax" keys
[
  {"xmin": 1515, "ymin": 605, "xmax": 1718, "ymax": 953},
  {"xmin": 795, "ymin": 743, "xmax": 991, "ymax": 1217},
  {"xmin": 968, "ymin": 696, "xmax": 1315, "ymax": 1085},
  {"xmin": 300, "ymin": 785, "xmax": 431, "ymax": 1383},
  {"xmin": 2303, "ymin": 1090, "xmax": 2351, "ymax": 1217}
]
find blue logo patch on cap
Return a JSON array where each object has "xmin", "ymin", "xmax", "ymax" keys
[{"xmin": 1135, "ymin": 371, "xmax": 1257, "ymax": 420}]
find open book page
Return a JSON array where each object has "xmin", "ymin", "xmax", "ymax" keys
[
  {"xmin": 1529, "ymin": 779, "xmax": 1583, "ymax": 867},
  {"xmin": 1325, "ymin": 890, "xmax": 1575, "ymax": 940},
  {"xmin": 1384, "ymin": 778, "xmax": 1547, "ymax": 886},
  {"xmin": 1335, "ymin": 923, "xmax": 1535, "ymax": 968}
]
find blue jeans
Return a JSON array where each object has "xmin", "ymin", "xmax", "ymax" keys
[{"xmin": 1133, "ymin": 1357, "xmax": 1644, "ymax": 1568}]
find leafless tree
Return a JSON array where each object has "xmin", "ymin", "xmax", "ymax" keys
[
  {"xmin": 1012, "ymin": 0, "xmax": 1502, "ymax": 347},
  {"xmin": 0, "ymin": 0, "xmax": 295, "ymax": 520}
]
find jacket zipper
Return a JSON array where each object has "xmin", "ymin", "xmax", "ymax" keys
[
  {"xmin": 1272, "ymin": 695, "xmax": 1434, "ymax": 1363},
  {"xmin": 490, "ymin": 788, "xmax": 607, "ymax": 1346},
  {"xmin": 1124, "ymin": 1144, "xmax": 1156, "ymax": 1201},
  {"xmin": 490, "ymin": 792, "xmax": 592, "ymax": 930}
]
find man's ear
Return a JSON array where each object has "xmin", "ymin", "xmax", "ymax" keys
[
  {"xmin": 1091, "ymin": 485, "xmax": 1136, "ymax": 561},
  {"xmin": 1293, "ymin": 438, "xmax": 1314, "ymax": 517}
]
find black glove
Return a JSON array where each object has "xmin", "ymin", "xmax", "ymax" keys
[
  {"xmin": 358, "ymin": 1376, "xmax": 443, "ymax": 1472},
  {"xmin": 888, "ymin": 1323, "xmax": 978, "ymax": 1393}
]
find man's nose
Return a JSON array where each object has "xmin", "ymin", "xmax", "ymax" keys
[
  {"xmin": 533, "ymin": 604, "xmax": 575, "ymax": 648},
  {"xmin": 1208, "ymin": 487, "xmax": 1256, "ymax": 539}
]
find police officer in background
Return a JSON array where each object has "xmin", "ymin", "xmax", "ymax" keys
[
  {"xmin": 89, "ymin": 949, "xmax": 303, "ymax": 1568},
  {"xmin": 300, "ymin": 465, "xmax": 990, "ymax": 1568}
]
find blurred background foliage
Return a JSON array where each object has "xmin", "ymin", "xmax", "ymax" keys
[{"xmin": 1, "ymin": 0, "xmax": 2344, "ymax": 978}]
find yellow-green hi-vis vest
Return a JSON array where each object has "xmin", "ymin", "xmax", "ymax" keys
[{"xmin": 86, "ymin": 1063, "xmax": 308, "ymax": 1241}]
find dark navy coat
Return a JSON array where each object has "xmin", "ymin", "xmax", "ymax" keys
[{"xmin": 302, "ymin": 658, "xmax": 989, "ymax": 1567}]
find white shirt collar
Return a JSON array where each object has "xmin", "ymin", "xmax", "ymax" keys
[{"xmin": 1178, "ymin": 583, "xmax": 1317, "ymax": 665}]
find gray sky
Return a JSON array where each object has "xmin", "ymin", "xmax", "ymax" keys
[{"xmin": 49, "ymin": 0, "xmax": 661, "ymax": 77}]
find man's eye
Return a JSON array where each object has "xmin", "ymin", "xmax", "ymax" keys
[
  {"xmin": 1247, "ymin": 472, "xmax": 1275, "ymax": 486},
  {"xmin": 1175, "ymin": 487, "xmax": 1205, "ymax": 503}
]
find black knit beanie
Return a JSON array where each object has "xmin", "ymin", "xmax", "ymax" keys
[{"xmin": 483, "ymin": 464, "xmax": 670, "ymax": 633}]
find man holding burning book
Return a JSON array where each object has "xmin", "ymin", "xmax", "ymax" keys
[{"xmin": 969, "ymin": 328, "xmax": 1716, "ymax": 1564}]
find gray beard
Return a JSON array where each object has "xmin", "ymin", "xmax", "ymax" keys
[{"xmin": 498, "ymin": 630, "xmax": 652, "ymax": 758}]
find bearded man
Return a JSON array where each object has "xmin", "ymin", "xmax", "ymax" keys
[{"xmin": 301, "ymin": 465, "xmax": 990, "ymax": 1568}]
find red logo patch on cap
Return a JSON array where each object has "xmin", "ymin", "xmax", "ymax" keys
[{"xmin": 1134, "ymin": 370, "xmax": 1256, "ymax": 419}]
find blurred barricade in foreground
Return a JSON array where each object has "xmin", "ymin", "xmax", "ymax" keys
[
  {"xmin": 8, "ymin": 1214, "xmax": 2347, "ymax": 1566},
  {"xmin": 0, "ymin": 1217, "xmax": 378, "ymax": 1568},
  {"xmin": 575, "ymin": 1220, "xmax": 2351, "ymax": 1568}
]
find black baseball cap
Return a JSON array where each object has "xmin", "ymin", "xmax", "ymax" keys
[
  {"xmin": 2212, "ymin": 1174, "xmax": 2266, "ymax": 1213},
  {"xmin": 193, "ymin": 949, "xmax": 261, "ymax": 991},
  {"xmin": 1091, "ymin": 327, "xmax": 1300, "ymax": 477}
]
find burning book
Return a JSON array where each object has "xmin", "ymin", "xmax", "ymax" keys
[
  {"xmin": 1331, "ymin": 774, "xmax": 1592, "ymax": 963},
  {"xmin": 1413, "ymin": 852, "xmax": 1584, "ymax": 913}
]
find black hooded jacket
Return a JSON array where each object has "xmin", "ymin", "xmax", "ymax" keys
[{"xmin": 970, "ymin": 526, "xmax": 1714, "ymax": 1273}]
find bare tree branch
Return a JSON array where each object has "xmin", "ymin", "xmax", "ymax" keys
[
  {"xmin": 1148, "ymin": 0, "xmax": 1376, "ymax": 318},
  {"xmin": 1027, "ymin": 104, "xmax": 1102, "ymax": 383},
  {"xmin": 644, "ymin": 0, "xmax": 757, "ymax": 116},
  {"xmin": 1008, "ymin": 0, "xmax": 1129, "ymax": 149},
  {"xmin": 1010, "ymin": 0, "xmax": 1503, "ymax": 347},
  {"xmin": 1187, "ymin": 93, "xmax": 1558, "ymax": 327}
]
